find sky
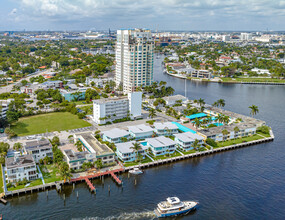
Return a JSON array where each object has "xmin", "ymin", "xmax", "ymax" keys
[{"xmin": 0, "ymin": 0, "xmax": 285, "ymax": 31}]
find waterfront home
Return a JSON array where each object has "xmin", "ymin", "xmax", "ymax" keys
[
  {"xmin": 174, "ymin": 132, "xmax": 205, "ymax": 151},
  {"xmin": 24, "ymin": 139, "xmax": 53, "ymax": 163},
  {"xmin": 75, "ymin": 132, "xmax": 115, "ymax": 165},
  {"xmin": 116, "ymin": 141, "xmax": 148, "ymax": 162},
  {"xmin": 102, "ymin": 128, "xmax": 130, "ymax": 143},
  {"xmin": 146, "ymin": 136, "xmax": 177, "ymax": 157},
  {"xmin": 153, "ymin": 122, "xmax": 179, "ymax": 136},
  {"xmin": 63, "ymin": 149, "xmax": 96, "ymax": 170},
  {"xmin": 5, "ymin": 155, "xmax": 38, "ymax": 183},
  {"xmin": 164, "ymin": 95, "xmax": 188, "ymax": 106},
  {"xmin": 200, "ymin": 122, "xmax": 257, "ymax": 142},
  {"xmin": 128, "ymin": 124, "xmax": 154, "ymax": 140}
]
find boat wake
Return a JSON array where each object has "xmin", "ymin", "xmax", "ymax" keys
[{"xmin": 76, "ymin": 211, "xmax": 156, "ymax": 220}]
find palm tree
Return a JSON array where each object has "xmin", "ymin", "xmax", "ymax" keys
[
  {"xmin": 249, "ymin": 105, "xmax": 259, "ymax": 118},
  {"xmin": 216, "ymin": 114, "xmax": 224, "ymax": 124},
  {"xmin": 59, "ymin": 162, "xmax": 72, "ymax": 183},
  {"xmin": 222, "ymin": 129, "xmax": 229, "ymax": 141},
  {"xmin": 223, "ymin": 115, "xmax": 230, "ymax": 125},
  {"xmin": 149, "ymin": 108, "xmax": 157, "ymax": 119},
  {"xmin": 234, "ymin": 126, "xmax": 240, "ymax": 138},
  {"xmin": 192, "ymin": 139, "xmax": 200, "ymax": 150},
  {"xmin": 197, "ymin": 98, "xmax": 205, "ymax": 109},
  {"xmin": 13, "ymin": 142, "xmax": 23, "ymax": 152},
  {"xmin": 95, "ymin": 159, "xmax": 103, "ymax": 170},
  {"xmin": 130, "ymin": 142, "xmax": 142, "ymax": 162},
  {"xmin": 212, "ymin": 102, "xmax": 218, "ymax": 107},
  {"xmin": 75, "ymin": 140, "xmax": 83, "ymax": 152},
  {"xmin": 192, "ymin": 118, "xmax": 201, "ymax": 129},
  {"xmin": 217, "ymin": 99, "xmax": 225, "ymax": 108}
]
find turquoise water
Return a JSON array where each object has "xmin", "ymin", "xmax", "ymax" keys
[
  {"xmin": 186, "ymin": 113, "xmax": 207, "ymax": 120},
  {"xmin": 140, "ymin": 141, "xmax": 148, "ymax": 146},
  {"xmin": 171, "ymin": 122, "xmax": 196, "ymax": 133}
]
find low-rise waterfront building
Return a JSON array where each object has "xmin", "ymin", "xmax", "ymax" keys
[
  {"xmin": 93, "ymin": 92, "xmax": 142, "ymax": 124},
  {"xmin": 116, "ymin": 141, "xmax": 147, "ymax": 162},
  {"xmin": 200, "ymin": 122, "xmax": 257, "ymax": 142},
  {"xmin": 128, "ymin": 124, "xmax": 154, "ymax": 140},
  {"xmin": 164, "ymin": 95, "xmax": 188, "ymax": 106},
  {"xmin": 102, "ymin": 128, "xmax": 130, "ymax": 143},
  {"xmin": 146, "ymin": 136, "xmax": 176, "ymax": 156},
  {"xmin": 63, "ymin": 149, "xmax": 96, "ymax": 170},
  {"xmin": 75, "ymin": 132, "xmax": 115, "ymax": 165},
  {"xmin": 24, "ymin": 139, "xmax": 53, "ymax": 163},
  {"xmin": 174, "ymin": 132, "xmax": 205, "ymax": 151},
  {"xmin": 5, "ymin": 155, "xmax": 38, "ymax": 183},
  {"xmin": 153, "ymin": 122, "xmax": 179, "ymax": 136}
]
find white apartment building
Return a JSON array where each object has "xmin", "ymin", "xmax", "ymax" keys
[
  {"xmin": 241, "ymin": 33, "xmax": 253, "ymax": 41},
  {"xmin": 116, "ymin": 29, "xmax": 154, "ymax": 93},
  {"xmin": 24, "ymin": 139, "xmax": 53, "ymax": 163},
  {"xmin": 5, "ymin": 155, "xmax": 38, "ymax": 183},
  {"xmin": 0, "ymin": 99, "xmax": 12, "ymax": 119},
  {"xmin": 93, "ymin": 92, "xmax": 142, "ymax": 124}
]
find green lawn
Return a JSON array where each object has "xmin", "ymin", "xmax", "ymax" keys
[
  {"xmin": 217, "ymin": 135, "xmax": 265, "ymax": 148},
  {"xmin": 8, "ymin": 179, "xmax": 43, "ymax": 191},
  {"xmin": 153, "ymin": 151, "xmax": 182, "ymax": 160},
  {"xmin": 0, "ymin": 165, "xmax": 3, "ymax": 193},
  {"xmin": 124, "ymin": 157, "xmax": 153, "ymax": 167},
  {"xmin": 257, "ymin": 132, "xmax": 271, "ymax": 138},
  {"xmin": 11, "ymin": 112, "xmax": 91, "ymax": 136},
  {"xmin": 40, "ymin": 164, "xmax": 62, "ymax": 183},
  {"xmin": 221, "ymin": 77, "xmax": 285, "ymax": 83},
  {"xmin": 182, "ymin": 149, "xmax": 197, "ymax": 155}
]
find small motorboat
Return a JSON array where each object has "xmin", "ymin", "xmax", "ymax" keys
[
  {"xmin": 129, "ymin": 167, "xmax": 143, "ymax": 175},
  {"xmin": 154, "ymin": 197, "xmax": 198, "ymax": 218}
]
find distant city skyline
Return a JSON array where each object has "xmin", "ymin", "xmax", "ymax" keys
[{"xmin": 1, "ymin": 0, "xmax": 285, "ymax": 31}]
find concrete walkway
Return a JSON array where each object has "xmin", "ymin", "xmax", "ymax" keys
[
  {"xmin": 145, "ymin": 153, "xmax": 155, "ymax": 162},
  {"xmin": 176, "ymin": 149, "xmax": 184, "ymax": 156},
  {"xmin": 37, "ymin": 165, "xmax": 45, "ymax": 185},
  {"xmin": 1, "ymin": 165, "xmax": 7, "ymax": 193}
]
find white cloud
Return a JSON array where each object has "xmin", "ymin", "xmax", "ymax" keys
[
  {"xmin": 4, "ymin": 0, "xmax": 285, "ymax": 30},
  {"xmin": 9, "ymin": 8, "xmax": 18, "ymax": 16}
]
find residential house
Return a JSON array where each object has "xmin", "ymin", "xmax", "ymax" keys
[
  {"xmin": 174, "ymin": 132, "xmax": 205, "ymax": 151},
  {"xmin": 116, "ymin": 141, "xmax": 147, "ymax": 162},
  {"xmin": 128, "ymin": 124, "xmax": 154, "ymax": 140},
  {"xmin": 146, "ymin": 136, "xmax": 176, "ymax": 156},
  {"xmin": 5, "ymin": 155, "xmax": 38, "ymax": 183},
  {"xmin": 102, "ymin": 128, "xmax": 130, "ymax": 143},
  {"xmin": 153, "ymin": 122, "xmax": 179, "ymax": 136},
  {"xmin": 24, "ymin": 139, "xmax": 53, "ymax": 163}
]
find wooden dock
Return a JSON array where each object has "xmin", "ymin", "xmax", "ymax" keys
[
  {"xmin": 70, "ymin": 168, "xmax": 124, "ymax": 185},
  {"xmin": 110, "ymin": 172, "xmax": 122, "ymax": 185},
  {"xmin": 84, "ymin": 178, "xmax": 95, "ymax": 192}
]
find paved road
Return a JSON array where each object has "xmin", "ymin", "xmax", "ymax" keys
[{"xmin": 0, "ymin": 68, "xmax": 53, "ymax": 94}]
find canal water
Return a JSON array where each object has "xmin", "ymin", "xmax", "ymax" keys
[{"xmin": 1, "ymin": 56, "xmax": 285, "ymax": 219}]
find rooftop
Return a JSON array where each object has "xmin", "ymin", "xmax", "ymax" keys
[
  {"xmin": 174, "ymin": 132, "xmax": 205, "ymax": 142},
  {"xmin": 116, "ymin": 141, "xmax": 148, "ymax": 154},
  {"xmin": 153, "ymin": 122, "xmax": 178, "ymax": 130},
  {"xmin": 6, "ymin": 155, "xmax": 36, "ymax": 169},
  {"xmin": 25, "ymin": 139, "xmax": 52, "ymax": 151},
  {"xmin": 78, "ymin": 132, "xmax": 114, "ymax": 156},
  {"xmin": 103, "ymin": 128, "xmax": 129, "ymax": 139},
  {"xmin": 164, "ymin": 95, "xmax": 187, "ymax": 102},
  {"xmin": 146, "ymin": 136, "xmax": 176, "ymax": 148},
  {"xmin": 93, "ymin": 96, "xmax": 128, "ymax": 104},
  {"xmin": 128, "ymin": 124, "xmax": 154, "ymax": 134},
  {"xmin": 64, "ymin": 149, "xmax": 88, "ymax": 161}
]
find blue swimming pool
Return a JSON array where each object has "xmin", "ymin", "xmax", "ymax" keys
[
  {"xmin": 172, "ymin": 122, "xmax": 196, "ymax": 134},
  {"xmin": 140, "ymin": 141, "xmax": 148, "ymax": 146},
  {"xmin": 186, "ymin": 113, "xmax": 207, "ymax": 120}
]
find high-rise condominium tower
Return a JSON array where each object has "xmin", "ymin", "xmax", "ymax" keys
[{"xmin": 115, "ymin": 29, "xmax": 154, "ymax": 93}]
